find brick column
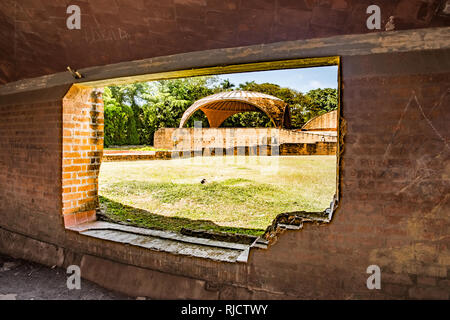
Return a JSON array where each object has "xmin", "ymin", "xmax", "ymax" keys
[{"xmin": 62, "ymin": 85, "xmax": 104, "ymax": 227}]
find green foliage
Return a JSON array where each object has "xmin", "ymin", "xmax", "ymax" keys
[
  {"xmin": 142, "ymin": 77, "xmax": 214, "ymax": 135},
  {"xmin": 103, "ymin": 87, "xmax": 139, "ymax": 146},
  {"xmin": 103, "ymin": 76, "xmax": 338, "ymax": 146},
  {"xmin": 223, "ymin": 81, "xmax": 315, "ymax": 128},
  {"xmin": 304, "ymin": 88, "xmax": 338, "ymax": 119},
  {"xmin": 104, "ymin": 78, "xmax": 214, "ymax": 146},
  {"xmin": 221, "ymin": 111, "xmax": 273, "ymax": 128},
  {"xmin": 221, "ymin": 82, "xmax": 337, "ymax": 128}
]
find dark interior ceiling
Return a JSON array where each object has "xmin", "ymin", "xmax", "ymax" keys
[{"xmin": 0, "ymin": 0, "xmax": 449, "ymax": 85}]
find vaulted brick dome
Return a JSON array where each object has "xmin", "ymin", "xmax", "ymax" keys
[{"xmin": 179, "ymin": 90, "xmax": 290, "ymax": 128}]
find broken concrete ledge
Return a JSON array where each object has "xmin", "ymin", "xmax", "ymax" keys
[
  {"xmin": 260, "ymin": 210, "xmax": 332, "ymax": 246},
  {"xmin": 180, "ymin": 228, "xmax": 258, "ymax": 245},
  {"xmin": 68, "ymin": 221, "xmax": 251, "ymax": 263},
  {"xmin": 0, "ymin": 225, "xmax": 291, "ymax": 299}
]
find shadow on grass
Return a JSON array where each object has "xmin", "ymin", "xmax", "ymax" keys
[{"xmin": 98, "ymin": 195, "xmax": 265, "ymax": 237}]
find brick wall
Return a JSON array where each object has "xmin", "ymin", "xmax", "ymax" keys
[
  {"xmin": 62, "ymin": 86, "xmax": 104, "ymax": 227},
  {"xmin": 332, "ymin": 51, "xmax": 450, "ymax": 299},
  {"xmin": 0, "ymin": 49, "xmax": 449, "ymax": 299},
  {"xmin": 280, "ymin": 142, "xmax": 337, "ymax": 155},
  {"xmin": 75, "ymin": 50, "xmax": 449, "ymax": 299},
  {"xmin": 154, "ymin": 127, "xmax": 337, "ymax": 150},
  {"xmin": 302, "ymin": 110, "xmax": 338, "ymax": 131},
  {"xmin": 2, "ymin": 0, "xmax": 447, "ymax": 84},
  {"xmin": 0, "ymin": 86, "xmax": 70, "ymax": 243}
]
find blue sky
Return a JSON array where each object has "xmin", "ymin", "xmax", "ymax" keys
[{"xmin": 217, "ymin": 66, "xmax": 338, "ymax": 93}]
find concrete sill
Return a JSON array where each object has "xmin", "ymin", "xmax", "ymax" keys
[{"xmin": 68, "ymin": 221, "xmax": 252, "ymax": 263}]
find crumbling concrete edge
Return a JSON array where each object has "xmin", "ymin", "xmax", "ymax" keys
[
  {"xmin": 254, "ymin": 196, "xmax": 338, "ymax": 248},
  {"xmin": 0, "ymin": 225, "xmax": 299, "ymax": 299}
]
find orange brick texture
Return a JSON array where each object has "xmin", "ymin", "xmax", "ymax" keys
[{"xmin": 62, "ymin": 86, "xmax": 104, "ymax": 227}]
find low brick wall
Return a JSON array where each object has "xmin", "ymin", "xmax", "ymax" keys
[
  {"xmin": 154, "ymin": 127, "xmax": 337, "ymax": 150},
  {"xmin": 102, "ymin": 141, "xmax": 337, "ymax": 161},
  {"xmin": 280, "ymin": 142, "xmax": 337, "ymax": 155},
  {"xmin": 103, "ymin": 151, "xmax": 172, "ymax": 161}
]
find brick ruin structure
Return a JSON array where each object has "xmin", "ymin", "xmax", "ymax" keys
[
  {"xmin": 179, "ymin": 90, "xmax": 291, "ymax": 129},
  {"xmin": 154, "ymin": 92, "xmax": 338, "ymax": 154},
  {"xmin": 0, "ymin": 1, "xmax": 449, "ymax": 299},
  {"xmin": 154, "ymin": 127, "xmax": 337, "ymax": 154},
  {"xmin": 302, "ymin": 109, "xmax": 338, "ymax": 132}
]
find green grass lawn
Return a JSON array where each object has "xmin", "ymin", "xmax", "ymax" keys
[{"xmin": 98, "ymin": 156, "xmax": 336, "ymax": 236}]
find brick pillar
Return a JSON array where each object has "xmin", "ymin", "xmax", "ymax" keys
[{"xmin": 62, "ymin": 85, "xmax": 104, "ymax": 227}]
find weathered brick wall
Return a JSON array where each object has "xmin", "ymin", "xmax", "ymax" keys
[
  {"xmin": 0, "ymin": 49, "xmax": 448, "ymax": 299},
  {"xmin": 101, "ymin": 142, "xmax": 337, "ymax": 161},
  {"xmin": 0, "ymin": 86, "xmax": 70, "ymax": 243},
  {"xmin": 280, "ymin": 142, "xmax": 337, "ymax": 155},
  {"xmin": 79, "ymin": 50, "xmax": 448, "ymax": 299},
  {"xmin": 246, "ymin": 50, "xmax": 449, "ymax": 299},
  {"xmin": 154, "ymin": 127, "xmax": 336, "ymax": 150},
  {"xmin": 335, "ymin": 51, "xmax": 449, "ymax": 299},
  {"xmin": 2, "ymin": 0, "xmax": 447, "ymax": 84},
  {"xmin": 62, "ymin": 86, "xmax": 104, "ymax": 227},
  {"xmin": 302, "ymin": 110, "xmax": 338, "ymax": 131}
]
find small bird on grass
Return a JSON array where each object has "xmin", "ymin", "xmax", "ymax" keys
[{"xmin": 200, "ymin": 178, "xmax": 207, "ymax": 184}]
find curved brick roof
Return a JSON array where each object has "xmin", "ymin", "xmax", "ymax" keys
[
  {"xmin": 302, "ymin": 110, "xmax": 337, "ymax": 131},
  {"xmin": 179, "ymin": 90, "xmax": 289, "ymax": 128}
]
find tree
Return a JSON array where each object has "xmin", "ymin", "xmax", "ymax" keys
[
  {"xmin": 223, "ymin": 81, "xmax": 312, "ymax": 128},
  {"xmin": 103, "ymin": 86, "xmax": 140, "ymax": 146},
  {"xmin": 103, "ymin": 77, "xmax": 339, "ymax": 146},
  {"xmin": 217, "ymin": 79, "xmax": 235, "ymax": 91},
  {"xmin": 139, "ymin": 77, "xmax": 217, "ymax": 143},
  {"xmin": 104, "ymin": 77, "xmax": 219, "ymax": 146},
  {"xmin": 304, "ymin": 88, "xmax": 338, "ymax": 118}
]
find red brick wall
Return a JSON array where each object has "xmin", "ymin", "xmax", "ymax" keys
[
  {"xmin": 154, "ymin": 127, "xmax": 336, "ymax": 149},
  {"xmin": 76, "ymin": 50, "xmax": 448, "ymax": 299},
  {"xmin": 0, "ymin": 49, "xmax": 448, "ymax": 299},
  {"xmin": 249, "ymin": 51, "xmax": 449, "ymax": 299},
  {"xmin": 1, "ymin": 0, "xmax": 448, "ymax": 84},
  {"xmin": 0, "ymin": 86, "xmax": 70, "ymax": 243},
  {"xmin": 62, "ymin": 86, "xmax": 104, "ymax": 227},
  {"xmin": 280, "ymin": 142, "xmax": 337, "ymax": 155}
]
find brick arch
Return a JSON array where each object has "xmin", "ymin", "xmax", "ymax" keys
[
  {"xmin": 302, "ymin": 110, "xmax": 337, "ymax": 131},
  {"xmin": 178, "ymin": 91, "xmax": 289, "ymax": 128}
]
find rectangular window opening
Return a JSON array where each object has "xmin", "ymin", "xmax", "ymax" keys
[
  {"xmin": 63, "ymin": 57, "xmax": 342, "ymax": 261},
  {"xmin": 95, "ymin": 57, "xmax": 341, "ymax": 245}
]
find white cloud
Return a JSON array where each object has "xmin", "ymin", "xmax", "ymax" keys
[
  {"xmin": 309, "ymin": 80, "xmax": 322, "ymax": 88},
  {"xmin": 298, "ymin": 80, "xmax": 323, "ymax": 93}
]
